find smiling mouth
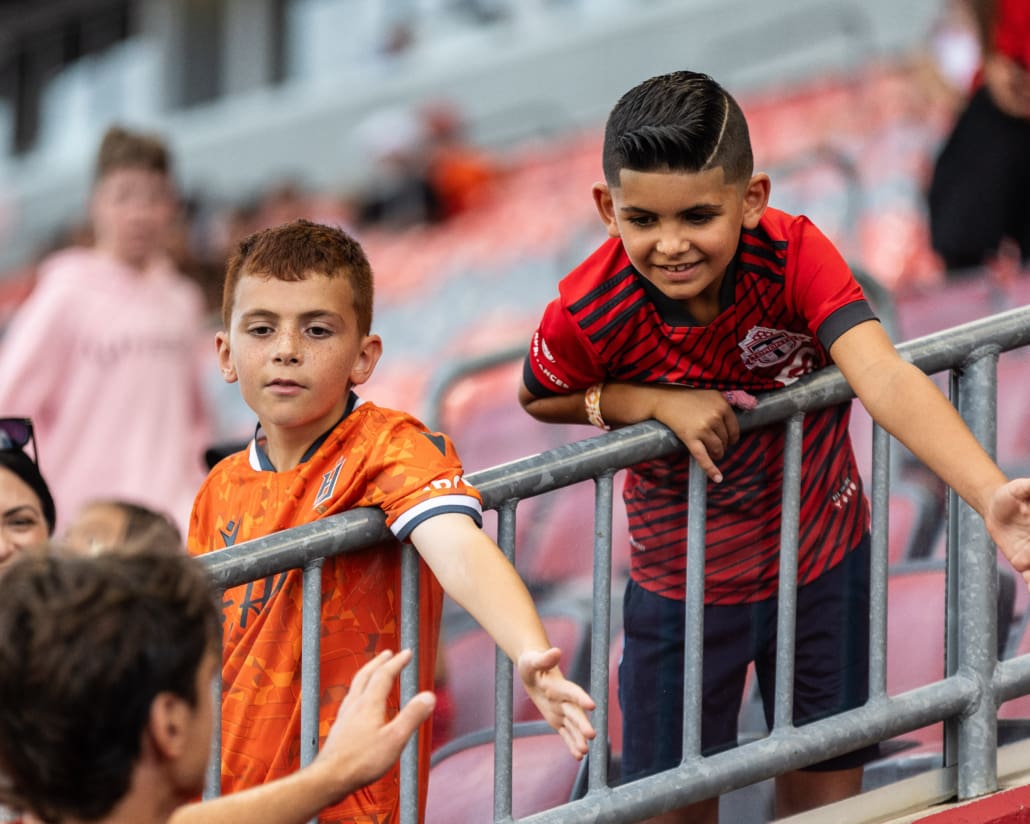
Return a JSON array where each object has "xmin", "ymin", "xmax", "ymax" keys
[
  {"xmin": 659, "ymin": 261, "xmax": 701, "ymax": 272},
  {"xmin": 267, "ymin": 379, "xmax": 304, "ymax": 391}
]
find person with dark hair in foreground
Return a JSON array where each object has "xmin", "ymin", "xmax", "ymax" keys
[{"xmin": 0, "ymin": 546, "xmax": 435, "ymax": 824}]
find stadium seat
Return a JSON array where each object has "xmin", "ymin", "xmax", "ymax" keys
[
  {"xmin": 425, "ymin": 720, "xmax": 589, "ymax": 824},
  {"xmin": 439, "ymin": 600, "xmax": 592, "ymax": 744},
  {"xmin": 518, "ymin": 476, "xmax": 632, "ymax": 590},
  {"xmin": 885, "ymin": 479, "xmax": 946, "ymax": 565},
  {"xmin": 865, "ymin": 560, "xmax": 1016, "ymax": 786},
  {"xmin": 894, "ymin": 276, "xmax": 1006, "ymax": 343}
]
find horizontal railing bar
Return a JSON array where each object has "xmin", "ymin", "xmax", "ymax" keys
[
  {"xmin": 518, "ymin": 675, "xmax": 977, "ymax": 824},
  {"xmin": 200, "ymin": 305, "xmax": 1030, "ymax": 588}
]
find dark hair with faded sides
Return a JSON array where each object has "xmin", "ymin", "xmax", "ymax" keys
[
  {"xmin": 221, "ymin": 218, "xmax": 375, "ymax": 334},
  {"xmin": 94, "ymin": 124, "xmax": 172, "ymax": 182},
  {"xmin": 0, "ymin": 544, "xmax": 220, "ymax": 823},
  {"xmin": 601, "ymin": 70, "xmax": 754, "ymax": 187}
]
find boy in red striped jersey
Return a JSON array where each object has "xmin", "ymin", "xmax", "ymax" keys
[{"xmin": 520, "ymin": 69, "xmax": 1030, "ymax": 823}]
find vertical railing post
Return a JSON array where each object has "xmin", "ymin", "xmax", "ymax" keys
[
  {"xmin": 588, "ymin": 472, "xmax": 615, "ymax": 792},
  {"xmin": 399, "ymin": 544, "xmax": 422, "ymax": 824},
  {"xmin": 494, "ymin": 500, "xmax": 519, "ymax": 821},
  {"xmin": 204, "ymin": 590, "xmax": 226, "ymax": 800},
  {"xmin": 868, "ymin": 424, "xmax": 891, "ymax": 698},
  {"xmin": 682, "ymin": 460, "xmax": 708, "ymax": 760},
  {"xmin": 301, "ymin": 558, "xmax": 324, "ymax": 824},
  {"xmin": 773, "ymin": 414, "xmax": 804, "ymax": 733},
  {"xmin": 955, "ymin": 348, "xmax": 1000, "ymax": 800}
]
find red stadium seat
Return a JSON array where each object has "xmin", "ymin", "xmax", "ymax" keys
[
  {"xmin": 518, "ymin": 477, "xmax": 632, "ymax": 589},
  {"xmin": 868, "ymin": 561, "xmax": 1016, "ymax": 784},
  {"xmin": 894, "ymin": 276, "xmax": 1005, "ymax": 343},
  {"xmin": 439, "ymin": 602, "xmax": 592, "ymax": 745},
  {"xmin": 426, "ymin": 721, "xmax": 588, "ymax": 823}
]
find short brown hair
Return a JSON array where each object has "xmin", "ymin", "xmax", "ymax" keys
[
  {"xmin": 94, "ymin": 124, "xmax": 171, "ymax": 182},
  {"xmin": 86, "ymin": 499, "xmax": 184, "ymax": 554},
  {"xmin": 0, "ymin": 545, "xmax": 220, "ymax": 823},
  {"xmin": 221, "ymin": 219, "xmax": 375, "ymax": 334}
]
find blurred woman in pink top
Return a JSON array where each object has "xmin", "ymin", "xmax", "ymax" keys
[{"xmin": 0, "ymin": 125, "xmax": 211, "ymax": 532}]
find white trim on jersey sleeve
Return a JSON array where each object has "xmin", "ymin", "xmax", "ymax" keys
[{"xmin": 391, "ymin": 494, "xmax": 484, "ymax": 540}]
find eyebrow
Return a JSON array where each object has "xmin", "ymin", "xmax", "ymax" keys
[
  {"xmin": 239, "ymin": 309, "xmax": 343, "ymax": 323},
  {"xmin": 620, "ymin": 203, "xmax": 725, "ymax": 215},
  {"xmin": 2, "ymin": 505, "xmax": 41, "ymax": 520}
]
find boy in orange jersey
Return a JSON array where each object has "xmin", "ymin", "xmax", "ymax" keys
[{"xmin": 187, "ymin": 219, "xmax": 595, "ymax": 823}]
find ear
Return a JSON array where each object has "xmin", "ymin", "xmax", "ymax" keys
[
  {"xmin": 349, "ymin": 334, "xmax": 383, "ymax": 387},
  {"xmin": 741, "ymin": 173, "xmax": 771, "ymax": 230},
  {"xmin": 591, "ymin": 182, "xmax": 622, "ymax": 239},
  {"xmin": 147, "ymin": 692, "xmax": 191, "ymax": 761},
  {"xmin": 215, "ymin": 331, "xmax": 238, "ymax": 384}
]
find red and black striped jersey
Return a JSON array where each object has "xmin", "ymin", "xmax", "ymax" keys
[{"xmin": 524, "ymin": 208, "xmax": 873, "ymax": 604}]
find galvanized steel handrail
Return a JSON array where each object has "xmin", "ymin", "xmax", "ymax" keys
[{"xmin": 197, "ymin": 304, "xmax": 1030, "ymax": 822}]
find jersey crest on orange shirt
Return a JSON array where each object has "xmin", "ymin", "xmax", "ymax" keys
[{"xmin": 313, "ymin": 457, "xmax": 345, "ymax": 512}]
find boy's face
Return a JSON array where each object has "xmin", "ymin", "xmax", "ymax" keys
[
  {"xmin": 593, "ymin": 167, "xmax": 769, "ymax": 320},
  {"xmin": 217, "ymin": 272, "xmax": 381, "ymax": 449},
  {"xmin": 89, "ymin": 166, "xmax": 177, "ymax": 270}
]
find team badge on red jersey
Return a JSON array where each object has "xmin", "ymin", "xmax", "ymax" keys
[{"xmin": 738, "ymin": 326, "xmax": 812, "ymax": 370}]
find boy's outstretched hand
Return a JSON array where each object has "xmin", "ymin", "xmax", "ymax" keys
[
  {"xmin": 517, "ymin": 646, "xmax": 597, "ymax": 760},
  {"xmin": 986, "ymin": 478, "xmax": 1030, "ymax": 593},
  {"xmin": 312, "ymin": 649, "xmax": 436, "ymax": 800}
]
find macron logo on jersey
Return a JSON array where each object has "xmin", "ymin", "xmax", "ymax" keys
[
  {"xmin": 219, "ymin": 519, "xmax": 241, "ymax": 547},
  {"xmin": 314, "ymin": 459, "xmax": 345, "ymax": 509}
]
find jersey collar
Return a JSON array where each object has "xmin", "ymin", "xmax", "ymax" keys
[
  {"xmin": 249, "ymin": 391, "xmax": 361, "ymax": 471},
  {"xmin": 633, "ymin": 248, "xmax": 739, "ymax": 326}
]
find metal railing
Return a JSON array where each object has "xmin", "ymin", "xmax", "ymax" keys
[{"xmin": 198, "ymin": 303, "xmax": 1030, "ymax": 823}]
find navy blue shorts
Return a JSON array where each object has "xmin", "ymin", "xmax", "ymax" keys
[{"xmin": 618, "ymin": 534, "xmax": 879, "ymax": 783}]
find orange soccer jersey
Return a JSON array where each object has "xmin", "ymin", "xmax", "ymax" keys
[{"xmin": 187, "ymin": 395, "xmax": 483, "ymax": 823}]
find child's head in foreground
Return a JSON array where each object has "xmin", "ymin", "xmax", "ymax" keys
[
  {"xmin": 64, "ymin": 498, "xmax": 183, "ymax": 556},
  {"xmin": 90, "ymin": 124, "xmax": 178, "ymax": 269},
  {"xmin": 0, "ymin": 544, "xmax": 220, "ymax": 822},
  {"xmin": 216, "ymin": 220, "xmax": 383, "ymax": 448},
  {"xmin": 594, "ymin": 70, "xmax": 770, "ymax": 315}
]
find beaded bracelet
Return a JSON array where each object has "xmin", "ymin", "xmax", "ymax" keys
[{"xmin": 584, "ymin": 383, "xmax": 610, "ymax": 431}]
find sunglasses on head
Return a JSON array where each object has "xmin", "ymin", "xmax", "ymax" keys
[{"xmin": 0, "ymin": 417, "xmax": 37, "ymax": 463}]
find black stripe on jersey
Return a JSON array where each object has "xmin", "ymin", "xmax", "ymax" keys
[
  {"xmin": 609, "ymin": 323, "xmax": 699, "ymax": 381},
  {"xmin": 745, "ymin": 222, "xmax": 789, "ymax": 252},
  {"xmin": 739, "ymin": 240, "xmax": 787, "ymax": 268},
  {"xmin": 817, "ymin": 300, "xmax": 877, "ymax": 351},
  {"xmin": 587, "ymin": 296, "xmax": 652, "ymax": 345},
  {"xmin": 738, "ymin": 261, "xmax": 785, "ymax": 284},
  {"xmin": 577, "ymin": 280, "xmax": 642, "ymax": 330},
  {"xmin": 568, "ymin": 267, "xmax": 635, "ymax": 314},
  {"xmin": 522, "ymin": 355, "xmax": 560, "ymax": 398}
]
